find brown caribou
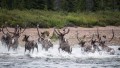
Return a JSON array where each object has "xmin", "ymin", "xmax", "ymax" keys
[
  {"xmin": 76, "ymin": 31, "xmax": 93, "ymax": 52},
  {"xmin": 97, "ymin": 28, "xmax": 115, "ymax": 54},
  {"xmin": 5, "ymin": 25, "xmax": 26, "ymax": 51},
  {"xmin": 90, "ymin": 34, "xmax": 101, "ymax": 53},
  {"xmin": 37, "ymin": 24, "xmax": 53, "ymax": 51},
  {"xmin": 1, "ymin": 25, "xmax": 12, "ymax": 48},
  {"xmin": 22, "ymin": 35, "xmax": 38, "ymax": 53},
  {"xmin": 54, "ymin": 27, "xmax": 72, "ymax": 54}
]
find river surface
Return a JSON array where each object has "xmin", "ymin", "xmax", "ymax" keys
[{"xmin": 0, "ymin": 42, "xmax": 120, "ymax": 68}]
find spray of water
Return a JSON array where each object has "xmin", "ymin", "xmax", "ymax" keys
[{"xmin": 0, "ymin": 41, "xmax": 120, "ymax": 59}]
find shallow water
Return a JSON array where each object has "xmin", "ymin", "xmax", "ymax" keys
[{"xmin": 0, "ymin": 42, "xmax": 120, "ymax": 68}]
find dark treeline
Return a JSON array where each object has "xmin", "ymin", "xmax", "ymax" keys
[{"xmin": 0, "ymin": 0, "xmax": 120, "ymax": 12}]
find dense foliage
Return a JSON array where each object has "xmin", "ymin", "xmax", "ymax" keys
[
  {"xmin": 0, "ymin": 9, "xmax": 120, "ymax": 28},
  {"xmin": 0, "ymin": 0, "xmax": 120, "ymax": 11},
  {"xmin": 0, "ymin": 0, "xmax": 120, "ymax": 28}
]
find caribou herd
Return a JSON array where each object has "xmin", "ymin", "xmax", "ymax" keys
[{"xmin": 0, "ymin": 24, "xmax": 119, "ymax": 55}]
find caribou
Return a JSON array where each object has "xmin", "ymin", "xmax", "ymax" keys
[
  {"xmin": 97, "ymin": 28, "xmax": 115, "ymax": 54},
  {"xmin": 90, "ymin": 34, "xmax": 101, "ymax": 53},
  {"xmin": 37, "ymin": 24, "xmax": 53, "ymax": 51},
  {"xmin": 22, "ymin": 35, "xmax": 38, "ymax": 53},
  {"xmin": 54, "ymin": 27, "xmax": 72, "ymax": 54},
  {"xmin": 76, "ymin": 31, "xmax": 93, "ymax": 52},
  {"xmin": 1, "ymin": 26, "xmax": 12, "ymax": 48},
  {"xmin": 5, "ymin": 25, "xmax": 26, "ymax": 51}
]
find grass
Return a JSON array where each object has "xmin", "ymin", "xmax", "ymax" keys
[{"xmin": 0, "ymin": 9, "xmax": 120, "ymax": 28}]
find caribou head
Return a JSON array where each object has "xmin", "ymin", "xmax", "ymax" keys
[{"xmin": 22, "ymin": 35, "xmax": 29, "ymax": 42}]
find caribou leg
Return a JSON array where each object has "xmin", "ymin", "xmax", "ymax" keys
[
  {"xmin": 35, "ymin": 45, "xmax": 38, "ymax": 52},
  {"xmin": 8, "ymin": 45, "xmax": 11, "ymax": 51},
  {"xmin": 35, "ymin": 43, "xmax": 38, "ymax": 52},
  {"xmin": 32, "ymin": 48, "xmax": 34, "ymax": 53},
  {"xmin": 29, "ymin": 49, "xmax": 31, "ymax": 53},
  {"xmin": 24, "ymin": 48, "xmax": 26, "ymax": 53},
  {"xmin": 58, "ymin": 47, "xmax": 61, "ymax": 53}
]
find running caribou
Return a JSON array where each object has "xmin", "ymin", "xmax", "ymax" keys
[
  {"xmin": 3, "ymin": 24, "xmax": 26, "ymax": 51},
  {"xmin": 54, "ymin": 27, "xmax": 72, "ymax": 54},
  {"xmin": 22, "ymin": 35, "xmax": 38, "ymax": 53},
  {"xmin": 97, "ymin": 28, "xmax": 115, "ymax": 54},
  {"xmin": 76, "ymin": 31, "xmax": 93, "ymax": 52},
  {"xmin": 1, "ymin": 26, "xmax": 12, "ymax": 48},
  {"xmin": 37, "ymin": 24, "xmax": 53, "ymax": 51}
]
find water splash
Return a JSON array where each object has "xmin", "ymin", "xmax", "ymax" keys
[{"xmin": 0, "ymin": 41, "xmax": 120, "ymax": 59}]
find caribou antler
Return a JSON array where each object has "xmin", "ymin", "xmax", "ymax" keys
[
  {"xmin": 5, "ymin": 27, "xmax": 14, "ymax": 34},
  {"xmin": 37, "ymin": 24, "xmax": 41, "ymax": 38},
  {"xmin": 54, "ymin": 28, "xmax": 60, "ymax": 35},
  {"xmin": 76, "ymin": 31, "xmax": 81, "ymax": 42},
  {"xmin": 96, "ymin": 28, "xmax": 106, "ymax": 44},
  {"xmin": 109, "ymin": 29, "xmax": 114, "ymax": 42},
  {"xmin": 91, "ymin": 34, "xmax": 94, "ymax": 41},
  {"xmin": 57, "ymin": 29, "xmax": 62, "ymax": 34},
  {"xmin": 76, "ymin": 30, "xmax": 86, "ymax": 42},
  {"xmin": 96, "ymin": 28, "xmax": 114, "ymax": 43},
  {"xmin": 63, "ymin": 27, "xmax": 70, "ymax": 35},
  {"xmin": 1, "ymin": 25, "xmax": 6, "ymax": 35},
  {"xmin": 54, "ymin": 27, "xmax": 70, "ymax": 36},
  {"xmin": 19, "ymin": 26, "xmax": 26, "ymax": 34},
  {"xmin": 4, "ymin": 22, "xmax": 14, "ymax": 34},
  {"xmin": 97, "ymin": 28, "xmax": 101, "ymax": 42},
  {"xmin": 14, "ymin": 25, "xmax": 19, "ymax": 33}
]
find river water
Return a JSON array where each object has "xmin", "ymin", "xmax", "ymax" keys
[{"xmin": 0, "ymin": 42, "xmax": 120, "ymax": 68}]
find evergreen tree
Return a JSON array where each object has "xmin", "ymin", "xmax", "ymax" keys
[{"xmin": 0, "ymin": 0, "xmax": 119, "ymax": 11}]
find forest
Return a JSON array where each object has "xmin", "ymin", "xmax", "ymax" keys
[{"xmin": 0, "ymin": 0, "xmax": 120, "ymax": 28}]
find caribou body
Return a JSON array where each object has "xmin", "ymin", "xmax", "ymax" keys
[
  {"xmin": 54, "ymin": 28, "xmax": 72, "ymax": 54},
  {"xmin": 37, "ymin": 25, "xmax": 53, "ymax": 51},
  {"xmin": 0, "ymin": 24, "xmax": 26, "ymax": 51},
  {"xmin": 1, "ymin": 26, "xmax": 12, "ymax": 48},
  {"xmin": 97, "ymin": 28, "xmax": 115, "ymax": 54},
  {"xmin": 76, "ymin": 31, "xmax": 93, "ymax": 52},
  {"xmin": 6, "ymin": 25, "xmax": 26, "ymax": 51},
  {"xmin": 22, "ymin": 35, "xmax": 38, "ymax": 53}
]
